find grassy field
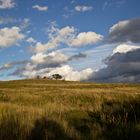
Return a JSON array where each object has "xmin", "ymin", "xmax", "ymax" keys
[{"xmin": 0, "ymin": 79, "xmax": 140, "ymax": 140}]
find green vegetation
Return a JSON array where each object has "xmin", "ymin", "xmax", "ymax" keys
[{"xmin": 0, "ymin": 79, "xmax": 140, "ymax": 140}]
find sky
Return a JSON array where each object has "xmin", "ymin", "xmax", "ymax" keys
[{"xmin": 0, "ymin": 0, "xmax": 140, "ymax": 82}]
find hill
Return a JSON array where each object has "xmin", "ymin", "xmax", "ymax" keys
[{"xmin": 0, "ymin": 79, "xmax": 140, "ymax": 140}]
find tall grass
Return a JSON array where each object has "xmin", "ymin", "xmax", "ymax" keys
[{"xmin": 0, "ymin": 79, "xmax": 140, "ymax": 140}]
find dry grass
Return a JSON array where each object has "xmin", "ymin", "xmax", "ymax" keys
[{"xmin": 0, "ymin": 79, "xmax": 140, "ymax": 140}]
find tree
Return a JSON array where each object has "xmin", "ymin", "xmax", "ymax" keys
[
  {"xmin": 36, "ymin": 75, "xmax": 40, "ymax": 79},
  {"xmin": 43, "ymin": 76, "xmax": 47, "ymax": 79},
  {"xmin": 52, "ymin": 74, "xmax": 62, "ymax": 80}
]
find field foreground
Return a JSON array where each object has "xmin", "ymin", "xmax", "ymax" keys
[{"xmin": 0, "ymin": 79, "xmax": 140, "ymax": 140}]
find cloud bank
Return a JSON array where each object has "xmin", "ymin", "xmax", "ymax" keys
[
  {"xmin": 32, "ymin": 24, "xmax": 103, "ymax": 53},
  {"xmin": 108, "ymin": 18, "xmax": 140, "ymax": 43},
  {"xmin": 90, "ymin": 44, "xmax": 140, "ymax": 83},
  {"xmin": 1, "ymin": 16, "xmax": 140, "ymax": 83}
]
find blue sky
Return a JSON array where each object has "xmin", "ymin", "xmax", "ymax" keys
[{"xmin": 0, "ymin": 0, "xmax": 140, "ymax": 82}]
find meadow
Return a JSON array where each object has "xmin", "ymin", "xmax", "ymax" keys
[{"xmin": 0, "ymin": 79, "xmax": 140, "ymax": 140}]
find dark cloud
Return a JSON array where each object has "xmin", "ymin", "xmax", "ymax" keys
[
  {"xmin": 11, "ymin": 60, "xmax": 29, "ymax": 65},
  {"xmin": 9, "ymin": 67, "xmax": 25, "ymax": 77},
  {"xmin": 90, "ymin": 49, "xmax": 140, "ymax": 83},
  {"xmin": 0, "ymin": 64, "xmax": 12, "ymax": 71},
  {"xmin": 107, "ymin": 17, "xmax": 140, "ymax": 43},
  {"xmin": 69, "ymin": 52, "xmax": 87, "ymax": 61},
  {"xmin": 9, "ymin": 52, "xmax": 87, "ymax": 78},
  {"xmin": 35, "ymin": 61, "xmax": 65, "ymax": 70},
  {"xmin": 0, "ymin": 60, "xmax": 28, "ymax": 71},
  {"xmin": 34, "ymin": 52, "xmax": 87, "ymax": 71}
]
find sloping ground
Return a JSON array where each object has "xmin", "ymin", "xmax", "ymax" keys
[{"xmin": 0, "ymin": 79, "xmax": 140, "ymax": 140}]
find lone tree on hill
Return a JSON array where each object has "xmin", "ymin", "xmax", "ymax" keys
[
  {"xmin": 43, "ymin": 76, "xmax": 47, "ymax": 79},
  {"xmin": 52, "ymin": 74, "xmax": 62, "ymax": 80}
]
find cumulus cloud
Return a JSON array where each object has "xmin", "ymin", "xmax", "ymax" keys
[
  {"xmin": 29, "ymin": 51, "xmax": 86, "ymax": 71},
  {"xmin": 10, "ymin": 51, "xmax": 69, "ymax": 77},
  {"xmin": 9, "ymin": 49, "xmax": 91, "ymax": 81},
  {"xmin": 12, "ymin": 64, "xmax": 93, "ymax": 81},
  {"xmin": 108, "ymin": 17, "xmax": 140, "ymax": 43},
  {"xmin": 45, "ymin": 65, "xmax": 93, "ymax": 81},
  {"xmin": 95, "ymin": 18, "xmax": 140, "ymax": 82},
  {"xmin": 31, "ymin": 53, "xmax": 47, "ymax": 64},
  {"xmin": 32, "ymin": 24, "xmax": 103, "ymax": 53},
  {"xmin": 48, "ymin": 25, "xmax": 103, "ymax": 47},
  {"xmin": 75, "ymin": 5, "xmax": 93, "ymax": 12},
  {"xmin": 32, "ymin": 5, "xmax": 48, "ymax": 11},
  {"xmin": 32, "ymin": 42, "xmax": 51, "ymax": 53},
  {"xmin": 26, "ymin": 37, "xmax": 36, "ymax": 44},
  {"xmin": 0, "ymin": 0, "xmax": 15, "ymax": 9},
  {"xmin": 113, "ymin": 44, "xmax": 140, "ymax": 54},
  {"xmin": 0, "ymin": 26, "xmax": 24, "ymax": 48},
  {"xmin": 71, "ymin": 32, "xmax": 103, "ymax": 47},
  {"xmin": 90, "ymin": 44, "xmax": 140, "ymax": 83},
  {"xmin": 46, "ymin": 25, "xmax": 75, "ymax": 49},
  {"xmin": 31, "ymin": 51, "xmax": 69, "ymax": 66},
  {"xmin": 30, "ymin": 51, "xmax": 87, "ymax": 71}
]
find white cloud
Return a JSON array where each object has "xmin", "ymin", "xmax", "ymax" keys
[
  {"xmin": 75, "ymin": 5, "xmax": 93, "ymax": 12},
  {"xmin": 31, "ymin": 51, "xmax": 69, "ymax": 65},
  {"xmin": 33, "ymin": 42, "xmax": 50, "ymax": 53},
  {"xmin": 0, "ymin": 0, "xmax": 15, "ymax": 9},
  {"xmin": 70, "ymin": 32, "xmax": 103, "ymax": 47},
  {"xmin": 45, "ymin": 65, "xmax": 93, "ymax": 81},
  {"xmin": 47, "ymin": 26, "xmax": 75, "ymax": 45},
  {"xmin": 21, "ymin": 63, "xmax": 37, "ymax": 78},
  {"xmin": 47, "ymin": 25, "xmax": 76, "ymax": 49},
  {"xmin": 26, "ymin": 37, "xmax": 36, "ymax": 43},
  {"xmin": 0, "ymin": 26, "xmax": 24, "ymax": 48},
  {"xmin": 32, "ymin": 24, "xmax": 103, "ymax": 53},
  {"xmin": 31, "ymin": 53, "xmax": 46, "ymax": 64},
  {"xmin": 47, "ymin": 24, "xmax": 103, "ymax": 47},
  {"xmin": 113, "ymin": 44, "xmax": 140, "ymax": 54},
  {"xmin": 20, "ymin": 64, "xmax": 93, "ymax": 81},
  {"xmin": 33, "ymin": 26, "xmax": 76, "ymax": 53},
  {"xmin": 32, "ymin": 5, "xmax": 48, "ymax": 11},
  {"xmin": 20, "ymin": 18, "xmax": 30, "ymax": 29},
  {"xmin": 11, "ymin": 48, "xmax": 93, "ymax": 81}
]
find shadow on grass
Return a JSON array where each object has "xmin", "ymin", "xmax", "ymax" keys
[
  {"xmin": 0, "ymin": 99, "xmax": 140, "ymax": 140},
  {"xmin": 64, "ymin": 110, "xmax": 95, "ymax": 140},
  {"xmin": 0, "ymin": 116, "xmax": 75, "ymax": 140},
  {"xmin": 30, "ymin": 117, "xmax": 73, "ymax": 140},
  {"xmin": 48, "ymin": 99, "xmax": 140, "ymax": 140},
  {"xmin": 88, "ymin": 99, "xmax": 140, "ymax": 140}
]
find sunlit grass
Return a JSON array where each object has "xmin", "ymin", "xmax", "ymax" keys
[{"xmin": 0, "ymin": 79, "xmax": 140, "ymax": 140}]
